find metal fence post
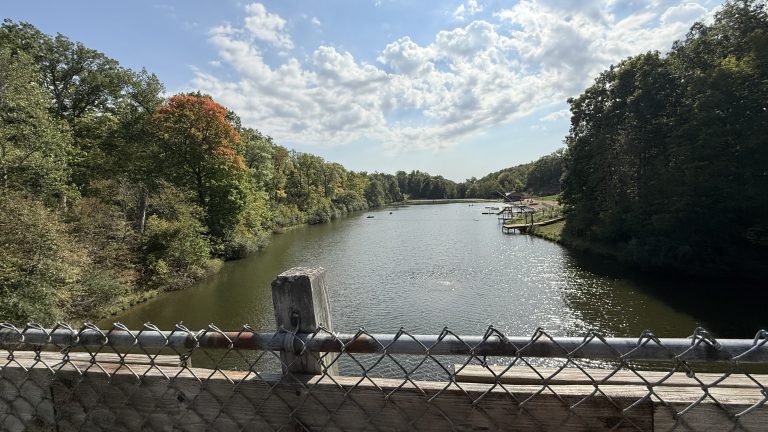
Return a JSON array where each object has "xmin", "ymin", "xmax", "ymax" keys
[{"xmin": 271, "ymin": 267, "xmax": 337, "ymax": 375}]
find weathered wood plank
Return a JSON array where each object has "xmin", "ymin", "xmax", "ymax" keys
[
  {"xmin": 2, "ymin": 358, "xmax": 764, "ymax": 430},
  {"xmin": 271, "ymin": 267, "xmax": 337, "ymax": 375},
  {"xmin": 35, "ymin": 361, "xmax": 657, "ymax": 431},
  {"xmin": 456, "ymin": 365, "xmax": 768, "ymax": 431},
  {"xmin": 653, "ymin": 400, "xmax": 767, "ymax": 432},
  {"xmin": 455, "ymin": 365, "xmax": 768, "ymax": 389}
]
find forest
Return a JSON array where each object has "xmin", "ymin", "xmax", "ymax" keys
[
  {"xmin": 560, "ymin": 0, "xmax": 768, "ymax": 280},
  {"xmin": 6, "ymin": 0, "xmax": 761, "ymax": 326},
  {"xmin": 462, "ymin": 149, "xmax": 564, "ymax": 199},
  {"xmin": 0, "ymin": 18, "xmax": 565, "ymax": 323},
  {"xmin": 0, "ymin": 20, "xmax": 493, "ymax": 323}
]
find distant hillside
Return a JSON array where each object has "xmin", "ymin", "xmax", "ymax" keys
[{"xmin": 464, "ymin": 149, "xmax": 564, "ymax": 198}]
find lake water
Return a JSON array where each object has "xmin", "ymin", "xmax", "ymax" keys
[{"xmin": 110, "ymin": 203, "xmax": 766, "ymax": 339}]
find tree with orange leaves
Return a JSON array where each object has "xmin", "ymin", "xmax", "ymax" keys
[{"xmin": 151, "ymin": 93, "xmax": 249, "ymax": 238}]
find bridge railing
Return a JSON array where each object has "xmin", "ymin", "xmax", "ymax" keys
[{"xmin": 0, "ymin": 267, "xmax": 766, "ymax": 431}]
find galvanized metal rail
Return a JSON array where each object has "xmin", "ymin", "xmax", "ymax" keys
[
  {"xmin": 1, "ymin": 267, "xmax": 767, "ymax": 431},
  {"xmin": 2, "ymin": 326, "xmax": 767, "ymax": 363}
]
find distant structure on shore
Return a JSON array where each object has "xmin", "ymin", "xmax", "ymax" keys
[{"xmin": 504, "ymin": 191, "xmax": 524, "ymax": 203}]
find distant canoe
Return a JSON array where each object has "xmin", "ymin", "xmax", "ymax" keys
[{"xmin": 366, "ymin": 215, "xmax": 374, "ymax": 218}]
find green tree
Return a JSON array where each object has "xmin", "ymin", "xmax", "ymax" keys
[
  {"xmin": 561, "ymin": 0, "xmax": 768, "ymax": 278},
  {"xmin": 107, "ymin": 69, "xmax": 165, "ymax": 234},
  {"xmin": 150, "ymin": 93, "xmax": 249, "ymax": 238},
  {"xmin": 0, "ymin": 48, "xmax": 72, "ymax": 201},
  {"xmin": 140, "ymin": 185, "xmax": 214, "ymax": 289},
  {"xmin": 241, "ymin": 127, "xmax": 275, "ymax": 192},
  {"xmin": 0, "ymin": 193, "xmax": 86, "ymax": 323},
  {"xmin": 364, "ymin": 178, "xmax": 386, "ymax": 207}
]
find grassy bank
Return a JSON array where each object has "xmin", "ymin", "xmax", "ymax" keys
[
  {"xmin": 529, "ymin": 221, "xmax": 565, "ymax": 243},
  {"xmin": 529, "ymin": 220, "xmax": 626, "ymax": 258},
  {"xmin": 101, "ymin": 289, "xmax": 161, "ymax": 319}
]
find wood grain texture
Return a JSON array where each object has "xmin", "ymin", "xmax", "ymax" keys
[
  {"xmin": 0, "ymin": 352, "xmax": 764, "ymax": 430},
  {"xmin": 45, "ymin": 365, "xmax": 652, "ymax": 431},
  {"xmin": 271, "ymin": 267, "xmax": 337, "ymax": 375},
  {"xmin": 456, "ymin": 365, "xmax": 768, "ymax": 431},
  {"xmin": 455, "ymin": 365, "xmax": 768, "ymax": 389}
]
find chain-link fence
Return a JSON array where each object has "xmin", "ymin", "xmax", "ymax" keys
[
  {"xmin": 1, "ymin": 322, "xmax": 767, "ymax": 431},
  {"xmin": 0, "ymin": 268, "xmax": 766, "ymax": 431}
]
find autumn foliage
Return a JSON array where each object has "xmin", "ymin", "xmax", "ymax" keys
[
  {"xmin": 152, "ymin": 94, "xmax": 242, "ymax": 166},
  {"xmin": 213, "ymin": 146, "xmax": 247, "ymax": 171},
  {"xmin": 150, "ymin": 93, "xmax": 249, "ymax": 239}
]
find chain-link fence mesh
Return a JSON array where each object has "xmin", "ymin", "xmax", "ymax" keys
[{"xmin": 0, "ymin": 323, "xmax": 767, "ymax": 431}]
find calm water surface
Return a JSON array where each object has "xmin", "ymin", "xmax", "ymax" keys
[{"xmin": 110, "ymin": 203, "xmax": 766, "ymax": 339}]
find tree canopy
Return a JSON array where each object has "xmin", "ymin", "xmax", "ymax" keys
[
  {"xmin": 0, "ymin": 20, "xmax": 463, "ymax": 323},
  {"xmin": 560, "ymin": 0, "xmax": 768, "ymax": 279}
]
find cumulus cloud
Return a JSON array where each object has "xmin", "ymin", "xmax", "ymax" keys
[
  {"xmin": 660, "ymin": 2, "xmax": 709, "ymax": 24},
  {"xmin": 378, "ymin": 37, "xmax": 435, "ymax": 75},
  {"xmin": 495, "ymin": 0, "xmax": 710, "ymax": 94},
  {"xmin": 242, "ymin": 3, "xmax": 293, "ymax": 49},
  {"xmin": 192, "ymin": 1, "xmax": 716, "ymax": 152},
  {"xmin": 453, "ymin": 0, "xmax": 483, "ymax": 21},
  {"xmin": 435, "ymin": 21, "xmax": 500, "ymax": 57}
]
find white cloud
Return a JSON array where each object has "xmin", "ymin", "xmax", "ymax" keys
[
  {"xmin": 453, "ymin": 0, "xmax": 483, "ymax": 21},
  {"xmin": 192, "ymin": 0, "xmax": 717, "ymax": 153},
  {"xmin": 541, "ymin": 109, "xmax": 570, "ymax": 122},
  {"xmin": 660, "ymin": 2, "xmax": 708, "ymax": 24},
  {"xmin": 378, "ymin": 37, "xmax": 435, "ymax": 75},
  {"xmin": 243, "ymin": 3, "xmax": 293, "ymax": 49},
  {"xmin": 435, "ymin": 21, "xmax": 500, "ymax": 57},
  {"xmin": 310, "ymin": 16, "xmax": 321, "ymax": 26},
  {"xmin": 495, "ymin": 0, "xmax": 710, "ymax": 94}
]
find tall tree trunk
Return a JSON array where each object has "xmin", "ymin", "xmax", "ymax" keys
[{"xmin": 137, "ymin": 184, "xmax": 148, "ymax": 236}]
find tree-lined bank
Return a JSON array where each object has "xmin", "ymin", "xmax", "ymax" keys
[
  {"xmin": 2, "ymin": 0, "xmax": 766, "ymax": 325},
  {"xmin": 560, "ymin": 0, "xmax": 768, "ymax": 280},
  {"xmin": 0, "ymin": 20, "xmax": 501, "ymax": 323}
]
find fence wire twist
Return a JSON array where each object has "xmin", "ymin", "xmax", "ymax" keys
[{"xmin": 0, "ymin": 323, "xmax": 767, "ymax": 431}]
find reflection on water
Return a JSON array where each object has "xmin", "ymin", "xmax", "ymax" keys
[{"xmin": 110, "ymin": 203, "xmax": 766, "ymax": 345}]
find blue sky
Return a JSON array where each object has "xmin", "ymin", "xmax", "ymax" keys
[{"xmin": 5, "ymin": 0, "xmax": 721, "ymax": 181}]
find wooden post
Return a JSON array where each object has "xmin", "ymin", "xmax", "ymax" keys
[{"xmin": 271, "ymin": 267, "xmax": 337, "ymax": 376}]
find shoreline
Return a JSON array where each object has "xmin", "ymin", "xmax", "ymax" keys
[
  {"xmin": 403, "ymin": 198, "xmax": 503, "ymax": 205},
  {"xmin": 528, "ymin": 219, "xmax": 766, "ymax": 286},
  {"xmin": 98, "ymin": 204, "xmax": 379, "ymax": 322}
]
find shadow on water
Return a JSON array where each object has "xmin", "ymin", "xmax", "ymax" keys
[
  {"xmin": 564, "ymin": 248, "xmax": 768, "ymax": 338},
  {"xmin": 110, "ymin": 203, "xmax": 765, "ymax": 349},
  {"xmin": 105, "ymin": 203, "xmax": 767, "ymax": 373}
]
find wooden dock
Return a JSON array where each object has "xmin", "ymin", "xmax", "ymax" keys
[
  {"xmin": 502, "ymin": 216, "xmax": 564, "ymax": 234},
  {"xmin": 496, "ymin": 205, "xmax": 535, "ymax": 222}
]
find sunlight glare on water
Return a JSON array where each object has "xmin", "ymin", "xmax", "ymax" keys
[{"xmin": 111, "ymin": 203, "xmax": 762, "ymax": 339}]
